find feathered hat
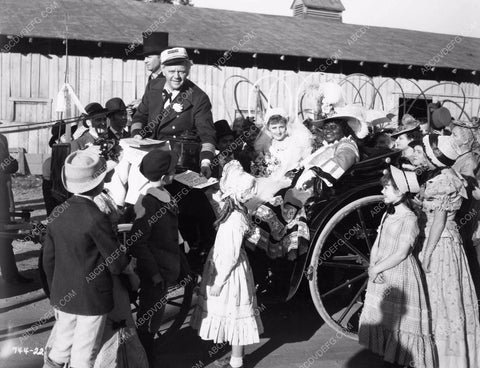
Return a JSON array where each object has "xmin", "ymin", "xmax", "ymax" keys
[{"xmin": 316, "ymin": 105, "xmax": 369, "ymax": 139}]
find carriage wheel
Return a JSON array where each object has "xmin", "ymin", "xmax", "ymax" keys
[
  {"xmin": 132, "ymin": 250, "xmax": 195, "ymax": 345},
  {"xmin": 308, "ymin": 195, "xmax": 384, "ymax": 340}
]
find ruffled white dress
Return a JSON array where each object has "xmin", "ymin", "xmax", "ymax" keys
[{"xmin": 190, "ymin": 211, "xmax": 264, "ymax": 345}]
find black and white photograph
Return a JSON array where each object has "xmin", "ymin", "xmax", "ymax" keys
[{"xmin": 0, "ymin": 0, "xmax": 479, "ymax": 367}]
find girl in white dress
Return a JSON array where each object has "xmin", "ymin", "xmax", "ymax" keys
[
  {"xmin": 191, "ymin": 160, "xmax": 263, "ymax": 368},
  {"xmin": 250, "ymin": 107, "xmax": 312, "ymax": 204}
]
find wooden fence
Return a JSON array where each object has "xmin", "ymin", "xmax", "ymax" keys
[{"xmin": 1, "ymin": 52, "xmax": 479, "ymax": 156}]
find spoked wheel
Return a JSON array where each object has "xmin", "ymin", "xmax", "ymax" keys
[
  {"xmin": 308, "ymin": 195, "xmax": 385, "ymax": 340},
  {"xmin": 132, "ymin": 251, "xmax": 196, "ymax": 345}
]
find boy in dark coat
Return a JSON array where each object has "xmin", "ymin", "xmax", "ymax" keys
[
  {"xmin": 130, "ymin": 149, "xmax": 181, "ymax": 364},
  {"xmin": 42, "ymin": 150, "xmax": 128, "ymax": 368}
]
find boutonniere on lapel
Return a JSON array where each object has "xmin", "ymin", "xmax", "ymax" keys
[{"xmin": 172, "ymin": 103, "xmax": 183, "ymax": 113}]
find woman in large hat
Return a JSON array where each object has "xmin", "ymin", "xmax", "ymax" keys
[
  {"xmin": 408, "ymin": 134, "xmax": 480, "ymax": 368},
  {"xmin": 246, "ymin": 105, "xmax": 367, "ymax": 262},
  {"xmin": 295, "ymin": 104, "xmax": 368, "ymax": 191},
  {"xmin": 390, "ymin": 118, "xmax": 423, "ymax": 163}
]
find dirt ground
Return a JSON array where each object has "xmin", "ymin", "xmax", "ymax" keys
[{"xmin": 3, "ymin": 175, "xmax": 44, "ymax": 284}]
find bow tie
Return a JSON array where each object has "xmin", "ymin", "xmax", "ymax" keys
[
  {"xmin": 162, "ymin": 89, "xmax": 172, "ymax": 103},
  {"xmin": 386, "ymin": 199, "xmax": 404, "ymax": 214}
]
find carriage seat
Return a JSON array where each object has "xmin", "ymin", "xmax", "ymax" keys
[{"xmin": 343, "ymin": 150, "xmax": 401, "ymax": 184}]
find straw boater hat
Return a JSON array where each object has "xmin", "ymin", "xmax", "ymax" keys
[
  {"xmin": 61, "ymin": 150, "xmax": 115, "ymax": 194},
  {"xmin": 390, "ymin": 165, "xmax": 420, "ymax": 194},
  {"xmin": 390, "ymin": 119, "xmax": 421, "ymax": 138},
  {"xmin": 422, "ymin": 134, "xmax": 459, "ymax": 168},
  {"xmin": 160, "ymin": 47, "xmax": 190, "ymax": 66}
]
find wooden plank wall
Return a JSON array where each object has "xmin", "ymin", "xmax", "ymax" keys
[{"xmin": 0, "ymin": 52, "xmax": 479, "ymax": 154}]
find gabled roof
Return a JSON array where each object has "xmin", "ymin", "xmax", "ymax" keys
[{"xmin": 0, "ymin": 0, "xmax": 478, "ymax": 73}]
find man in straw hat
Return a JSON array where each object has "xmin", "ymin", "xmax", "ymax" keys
[
  {"xmin": 131, "ymin": 46, "xmax": 216, "ymax": 178},
  {"xmin": 42, "ymin": 150, "xmax": 128, "ymax": 368},
  {"xmin": 130, "ymin": 47, "xmax": 217, "ymax": 258}
]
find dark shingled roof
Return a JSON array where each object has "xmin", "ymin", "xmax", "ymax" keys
[{"xmin": 0, "ymin": 0, "xmax": 479, "ymax": 71}]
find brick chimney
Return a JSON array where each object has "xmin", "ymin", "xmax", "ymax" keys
[{"xmin": 291, "ymin": 0, "xmax": 345, "ymax": 21}]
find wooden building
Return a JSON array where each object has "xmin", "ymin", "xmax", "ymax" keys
[{"xmin": 0, "ymin": 0, "xmax": 479, "ymax": 162}]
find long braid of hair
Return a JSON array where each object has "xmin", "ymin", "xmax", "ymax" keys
[
  {"xmin": 402, "ymin": 193, "xmax": 417, "ymax": 212},
  {"xmin": 214, "ymin": 197, "xmax": 235, "ymax": 229},
  {"xmin": 213, "ymin": 196, "xmax": 249, "ymax": 229}
]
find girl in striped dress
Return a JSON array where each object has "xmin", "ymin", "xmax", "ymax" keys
[{"xmin": 359, "ymin": 166, "xmax": 436, "ymax": 368}]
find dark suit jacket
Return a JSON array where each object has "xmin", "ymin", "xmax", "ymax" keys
[
  {"xmin": 43, "ymin": 196, "xmax": 128, "ymax": 315},
  {"xmin": 130, "ymin": 190, "xmax": 180, "ymax": 285},
  {"xmin": 0, "ymin": 134, "xmax": 11, "ymax": 223},
  {"xmin": 107, "ymin": 127, "xmax": 130, "ymax": 141},
  {"xmin": 211, "ymin": 154, "xmax": 234, "ymax": 179},
  {"xmin": 131, "ymin": 78, "xmax": 216, "ymax": 161}
]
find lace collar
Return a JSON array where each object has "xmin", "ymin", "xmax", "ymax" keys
[{"xmin": 146, "ymin": 186, "xmax": 172, "ymax": 203}]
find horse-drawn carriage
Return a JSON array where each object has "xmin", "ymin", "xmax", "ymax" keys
[
  {"xmin": 2, "ymin": 143, "xmax": 399, "ymax": 345},
  {"xmin": 135, "ymin": 148, "xmax": 401, "ymax": 343}
]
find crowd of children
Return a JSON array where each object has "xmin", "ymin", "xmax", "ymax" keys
[
  {"xmin": 358, "ymin": 128, "xmax": 480, "ymax": 367},
  {"xmin": 33, "ymin": 83, "xmax": 480, "ymax": 368}
]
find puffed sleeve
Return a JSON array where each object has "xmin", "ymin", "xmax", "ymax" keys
[
  {"xmin": 310, "ymin": 139, "xmax": 359, "ymax": 187},
  {"xmin": 335, "ymin": 139, "xmax": 360, "ymax": 170},
  {"xmin": 423, "ymin": 171, "xmax": 465, "ymax": 212},
  {"xmin": 213, "ymin": 212, "xmax": 248, "ymax": 286}
]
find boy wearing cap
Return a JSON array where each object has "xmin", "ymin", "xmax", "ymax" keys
[
  {"xmin": 42, "ymin": 150, "xmax": 128, "ymax": 368},
  {"xmin": 129, "ymin": 149, "xmax": 181, "ymax": 364}
]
